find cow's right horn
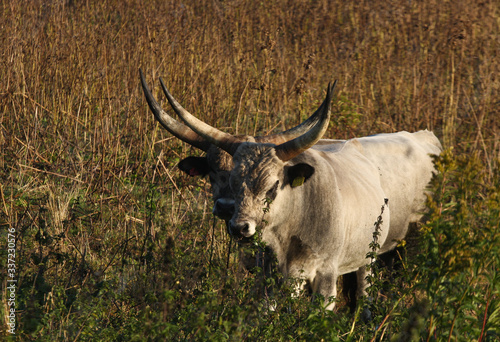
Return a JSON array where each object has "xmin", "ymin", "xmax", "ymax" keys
[
  {"xmin": 256, "ymin": 98, "xmax": 327, "ymax": 145},
  {"xmin": 274, "ymin": 81, "xmax": 336, "ymax": 161}
]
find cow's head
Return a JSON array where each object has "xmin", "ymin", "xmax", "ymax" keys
[
  {"xmin": 140, "ymin": 69, "xmax": 329, "ymax": 222},
  {"xmin": 164, "ymin": 76, "xmax": 336, "ymax": 240}
]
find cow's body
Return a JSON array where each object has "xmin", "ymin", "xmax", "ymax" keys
[{"xmin": 353, "ymin": 131, "xmax": 442, "ymax": 249}]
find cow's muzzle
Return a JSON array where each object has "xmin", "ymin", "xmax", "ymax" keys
[{"xmin": 228, "ymin": 220, "xmax": 256, "ymax": 241}]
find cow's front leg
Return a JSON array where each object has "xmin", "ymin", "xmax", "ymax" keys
[{"xmin": 312, "ymin": 271, "xmax": 338, "ymax": 310}]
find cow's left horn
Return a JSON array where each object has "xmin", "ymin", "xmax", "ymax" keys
[
  {"xmin": 140, "ymin": 69, "xmax": 211, "ymax": 151},
  {"xmin": 274, "ymin": 80, "xmax": 336, "ymax": 161},
  {"xmin": 159, "ymin": 78, "xmax": 243, "ymax": 155}
]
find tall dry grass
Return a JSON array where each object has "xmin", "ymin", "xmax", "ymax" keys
[{"xmin": 0, "ymin": 0, "xmax": 499, "ymax": 340}]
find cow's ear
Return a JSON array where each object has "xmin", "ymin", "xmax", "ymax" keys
[
  {"xmin": 286, "ymin": 163, "xmax": 315, "ymax": 188},
  {"xmin": 178, "ymin": 157, "xmax": 210, "ymax": 177}
]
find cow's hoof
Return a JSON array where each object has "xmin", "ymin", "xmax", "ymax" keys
[{"xmin": 361, "ymin": 306, "xmax": 372, "ymax": 323}]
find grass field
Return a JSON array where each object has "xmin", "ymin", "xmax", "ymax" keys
[{"xmin": 1, "ymin": 0, "xmax": 499, "ymax": 340}]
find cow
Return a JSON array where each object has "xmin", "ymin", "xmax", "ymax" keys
[{"xmin": 165, "ymin": 79, "xmax": 443, "ymax": 310}]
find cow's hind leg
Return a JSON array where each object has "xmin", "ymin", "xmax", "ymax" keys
[
  {"xmin": 356, "ymin": 266, "xmax": 373, "ymax": 322},
  {"xmin": 342, "ymin": 271, "xmax": 358, "ymax": 313}
]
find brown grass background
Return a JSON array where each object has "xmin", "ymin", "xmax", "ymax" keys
[{"xmin": 0, "ymin": 0, "xmax": 499, "ymax": 338}]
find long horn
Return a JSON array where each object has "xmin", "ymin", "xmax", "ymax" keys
[
  {"xmin": 274, "ymin": 80, "xmax": 337, "ymax": 161},
  {"xmin": 255, "ymin": 99, "xmax": 325, "ymax": 144},
  {"xmin": 159, "ymin": 77, "xmax": 242, "ymax": 155},
  {"xmin": 139, "ymin": 69, "xmax": 211, "ymax": 151}
]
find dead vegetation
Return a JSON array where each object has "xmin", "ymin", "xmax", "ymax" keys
[{"xmin": 0, "ymin": 0, "xmax": 498, "ymax": 340}]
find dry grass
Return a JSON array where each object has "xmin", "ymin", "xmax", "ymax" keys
[{"xmin": 0, "ymin": 0, "xmax": 499, "ymax": 339}]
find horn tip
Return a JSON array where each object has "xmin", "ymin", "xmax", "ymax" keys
[{"xmin": 328, "ymin": 80, "xmax": 338, "ymax": 96}]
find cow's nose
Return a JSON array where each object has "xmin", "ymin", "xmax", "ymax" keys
[{"xmin": 228, "ymin": 221, "xmax": 249, "ymax": 238}]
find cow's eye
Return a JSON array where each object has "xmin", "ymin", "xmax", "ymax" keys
[{"xmin": 266, "ymin": 181, "xmax": 279, "ymax": 201}]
